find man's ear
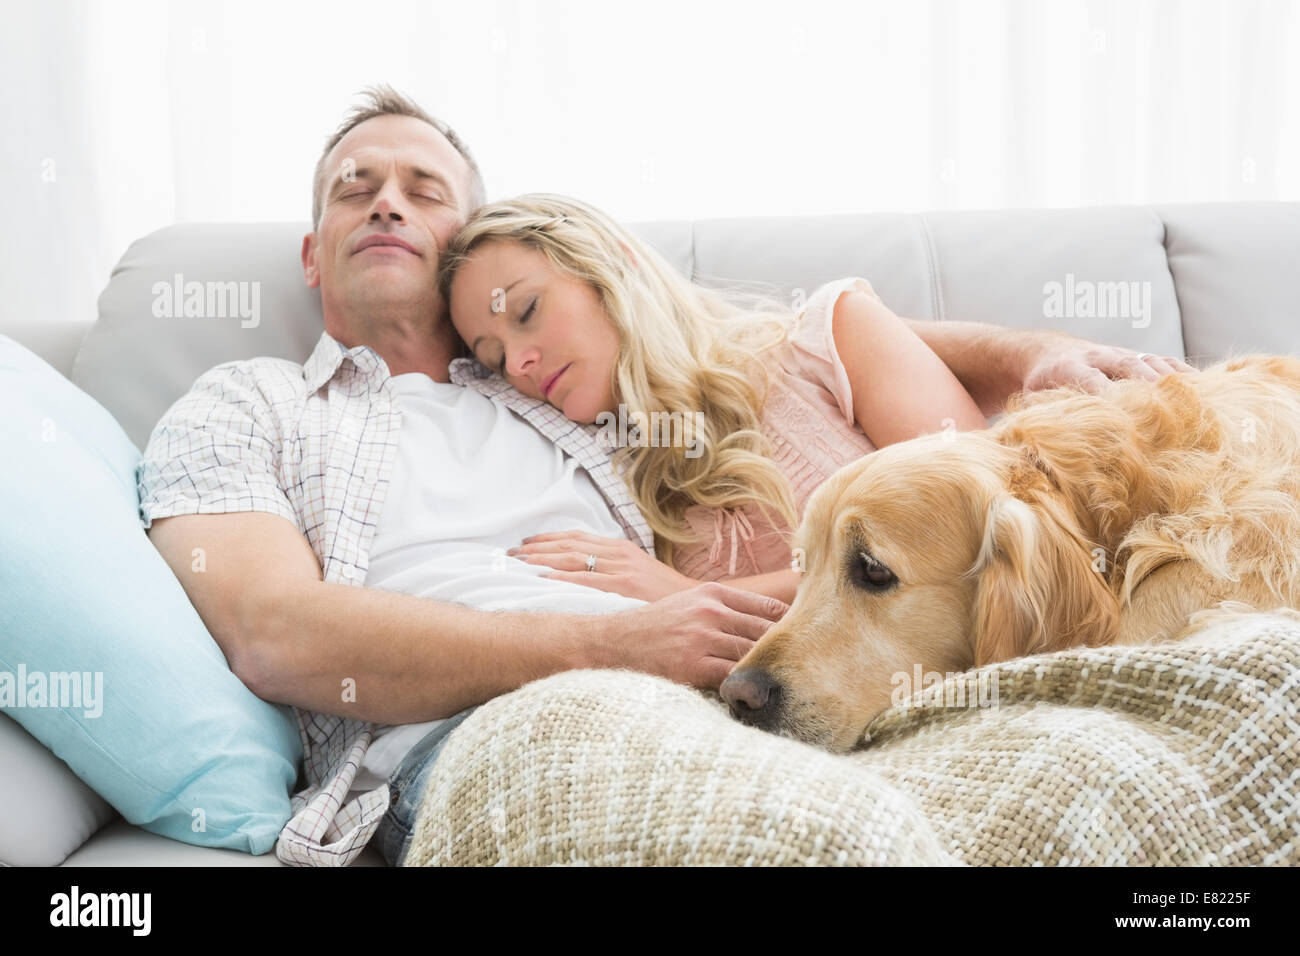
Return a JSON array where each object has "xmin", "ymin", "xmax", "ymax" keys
[
  {"xmin": 302, "ymin": 233, "xmax": 321, "ymax": 289},
  {"xmin": 970, "ymin": 489, "xmax": 1119, "ymax": 667}
]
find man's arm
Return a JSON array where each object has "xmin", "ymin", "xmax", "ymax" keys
[
  {"xmin": 903, "ymin": 318, "xmax": 1196, "ymax": 417},
  {"xmin": 148, "ymin": 512, "xmax": 784, "ymax": 726}
]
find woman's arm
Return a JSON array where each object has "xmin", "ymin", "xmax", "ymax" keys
[
  {"xmin": 510, "ymin": 531, "xmax": 800, "ymax": 606},
  {"xmin": 833, "ymin": 290, "xmax": 988, "ymax": 445},
  {"xmin": 714, "ymin": 568, "xmax": 800, "ymax": 605}
]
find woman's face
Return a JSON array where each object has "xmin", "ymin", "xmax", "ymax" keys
[{"xmin": 448, "ymin": 239, "xmax": 621, "ymax": 424}]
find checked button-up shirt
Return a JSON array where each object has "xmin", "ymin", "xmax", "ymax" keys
[{"xmin": 137, "ymin": 330, "xmax": 654, "ymax": 867}]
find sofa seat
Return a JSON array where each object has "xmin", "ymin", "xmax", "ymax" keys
[{"xmin": 58, "ymin": 817, "xmax": 386, "ymax": 866}]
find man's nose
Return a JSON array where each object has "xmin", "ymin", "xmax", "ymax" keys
[
  {"xmin": 369, "ymin": 202, "xmax": 404, "ymax": 223},
  {"xmin": 720, "ymin": 668, "xmax": 783, "ymax": 730},
  {"xmin": 369, "ymin": 182, "xmax": 408, "ymax": 222}
]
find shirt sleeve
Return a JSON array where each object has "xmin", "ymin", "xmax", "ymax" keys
[
  {"xmin": 781, "ymin": 277, "xmax": 882, "ymax": 429},
  {"xmin": 136, "ymin": 361, "xmax": 299, "ymax": 531}
]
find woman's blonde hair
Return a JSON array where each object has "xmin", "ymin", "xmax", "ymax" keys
[{"xmin": 436, "ymin": 193, "xmax": 800, "ymax": 563}]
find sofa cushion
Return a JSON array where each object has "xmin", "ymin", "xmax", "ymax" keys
[
  {"xmin": 72, "ymin": 223, "xmax": 326, "ymax": 451},
  {"xmin": 0, "ymin": 335, "xmax": 302, "ymax": 855},
  {"xmin": 920, "ymin": 206, "xmax": 1186, "ymax": 358},
  {"xmin": 1158, "ymin": 202, "xmax": 1300, "ymax": 364},
  {"xmin": 0, "ymin": 712, "xmax": 116, "ymax": 866},
  {"xmin": 59, "ymin": 818, "xmax": 388, "ymax": 866}
]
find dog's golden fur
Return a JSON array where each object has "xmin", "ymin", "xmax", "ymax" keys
[{"xmin": 736, "ymin": 355, "xmax": 1300, "ymax": 752}]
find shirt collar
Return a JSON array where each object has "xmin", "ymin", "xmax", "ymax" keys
[
  {"xmin": 448, "ymin": 355, "xmax": 501, "ymax": 389},
  {"xmin": 449, "ymin": 356, "xmax": 569, "ymax": 414},
  {"xmin": 303, "ymin": 330, "xmax": 391, "ymax": 393}
]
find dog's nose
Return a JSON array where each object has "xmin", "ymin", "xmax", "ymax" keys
[{"xmin": 720, "ymin": 668, "xmax": 783, "ymax": 729}]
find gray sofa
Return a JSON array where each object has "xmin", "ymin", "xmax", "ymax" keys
[{"xmin": 3, "ymin": 201, "xmax": 1297, "ymax": 866}]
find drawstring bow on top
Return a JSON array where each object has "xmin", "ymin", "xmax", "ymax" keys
[{"xmin": 707, "ymin": 507, "xmax": 760, "ymax": 577}]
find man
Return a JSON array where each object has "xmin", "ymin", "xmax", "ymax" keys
[{"xmin": 138, "ymin": 86, "xmax": 1192, "ymax": 867}]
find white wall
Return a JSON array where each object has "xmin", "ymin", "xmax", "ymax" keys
[{"xmin": 3, "ymin": 0, "xmax": 1298, "ymax": 332}]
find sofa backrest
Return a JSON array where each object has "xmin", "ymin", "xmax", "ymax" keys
[{"xmin": 70, "ymin": 203, "xmax": 1300, "ymax": 450}]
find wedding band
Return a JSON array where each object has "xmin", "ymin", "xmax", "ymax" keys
[
  {"xmin": 1136, "ymin": 352, "xmax": 1153, "ymax": 361},
  {"xmin": 585, "ymin": 554, "xmax": 598, "ymax": 572}
]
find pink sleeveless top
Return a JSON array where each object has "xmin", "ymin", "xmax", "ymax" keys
[{"xmin": 673, "ymin": 277, "xmax": 879, "ymax": 580}]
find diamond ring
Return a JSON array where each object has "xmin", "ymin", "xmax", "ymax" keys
[{"xmin": 585, "ymin": 554, "xmax": 598, "ymax": 572}]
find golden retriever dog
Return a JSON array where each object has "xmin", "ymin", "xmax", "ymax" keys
[{"xmin": 719, "ymin": 354, "xmax": 1300, "ymax": 752}]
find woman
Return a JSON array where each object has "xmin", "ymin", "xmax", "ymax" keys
[{"xmin": 437, "ymin": 194, "xmax": 987, "ymax": 604}]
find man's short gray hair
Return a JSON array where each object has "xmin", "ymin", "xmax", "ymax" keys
[{"xmin": 311, "ymin": 84, "xmax": 486, "ymax": 229}]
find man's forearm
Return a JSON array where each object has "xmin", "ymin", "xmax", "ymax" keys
[
  {"xmin": 904, "ymin": 318, "xmax": 1042, "ymax": 417},
  {"xmin": 149, "ymin": 514, "xmax": 781, "ymax": 726},
  {"xmin": 248, "ymin": 579, "xmax": 608, "ymax": 725},
  {"xmin": 147, "ymin": 512, "xmax": 616, "ymax": 726}
]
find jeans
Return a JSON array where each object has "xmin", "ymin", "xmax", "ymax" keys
[{"xmin": 373, "ymin": 704, "xmax": 480, "ymax": 866}]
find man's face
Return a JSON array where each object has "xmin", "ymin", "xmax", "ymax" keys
[{"xmin": 302, "ymin": 114, "xmax": 473, "ymax": 334}]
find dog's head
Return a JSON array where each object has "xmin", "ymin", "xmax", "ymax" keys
[{"xmin": 720, "ymin": 431, "xmax": 1120, "ymax": 752}]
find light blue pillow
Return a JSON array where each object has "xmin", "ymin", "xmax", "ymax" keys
[{"xmin": 0, "ymin": 335, "xmax": 301, "ymax": 854}]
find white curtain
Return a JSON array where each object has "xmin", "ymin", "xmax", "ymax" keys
[{"xmin": 4, "ymin": 0, "xmax": 1298, "ymax": 330}]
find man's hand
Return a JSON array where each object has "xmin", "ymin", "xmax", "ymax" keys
[
  {"xmin": 906, "ymin": 318, "xmax": 1200, "ymax": 417},
  {"xmin": 1022, "ymin": 334, "xmax": 1197, "ymax": 396},
  {"xmin": 589, "ymin": 582, "xmax": 788, "ymax": 690}
]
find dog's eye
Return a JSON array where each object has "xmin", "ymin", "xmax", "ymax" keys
[{"xmin": 849, "ymin": 551, "xmax": 897, "ymax": 592}]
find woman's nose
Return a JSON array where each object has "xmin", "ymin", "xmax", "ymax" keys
[{"xmin": 505, "ymin": 346, "xmax": 540, "ymax": 378}]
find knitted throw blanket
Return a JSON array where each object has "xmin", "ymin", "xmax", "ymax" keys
[{"xmin": 406, "ymin": 607, "xmax": 1300, "ymax": 866}]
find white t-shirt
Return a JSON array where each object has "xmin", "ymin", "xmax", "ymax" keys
[{"xmin": 349, "ymin": 372, "xmax": 644, "ymax": 793}]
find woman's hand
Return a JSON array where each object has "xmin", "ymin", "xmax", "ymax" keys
[{"xmin": 508, "ymin": 530, "xmax": 697, "ymax": 602}]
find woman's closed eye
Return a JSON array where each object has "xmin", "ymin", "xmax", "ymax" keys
[{"xmin": 497, "ymin": 300, "xmax": 537, "ymax": 374}]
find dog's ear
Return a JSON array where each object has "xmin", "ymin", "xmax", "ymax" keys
[
  {"xmin": 1005, "ymin": 444, "xmax": 1058, "ymax": 495},
  {"xmin": 970, "ymin": 486, "xmax": 1120, "ymax": 667}
]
